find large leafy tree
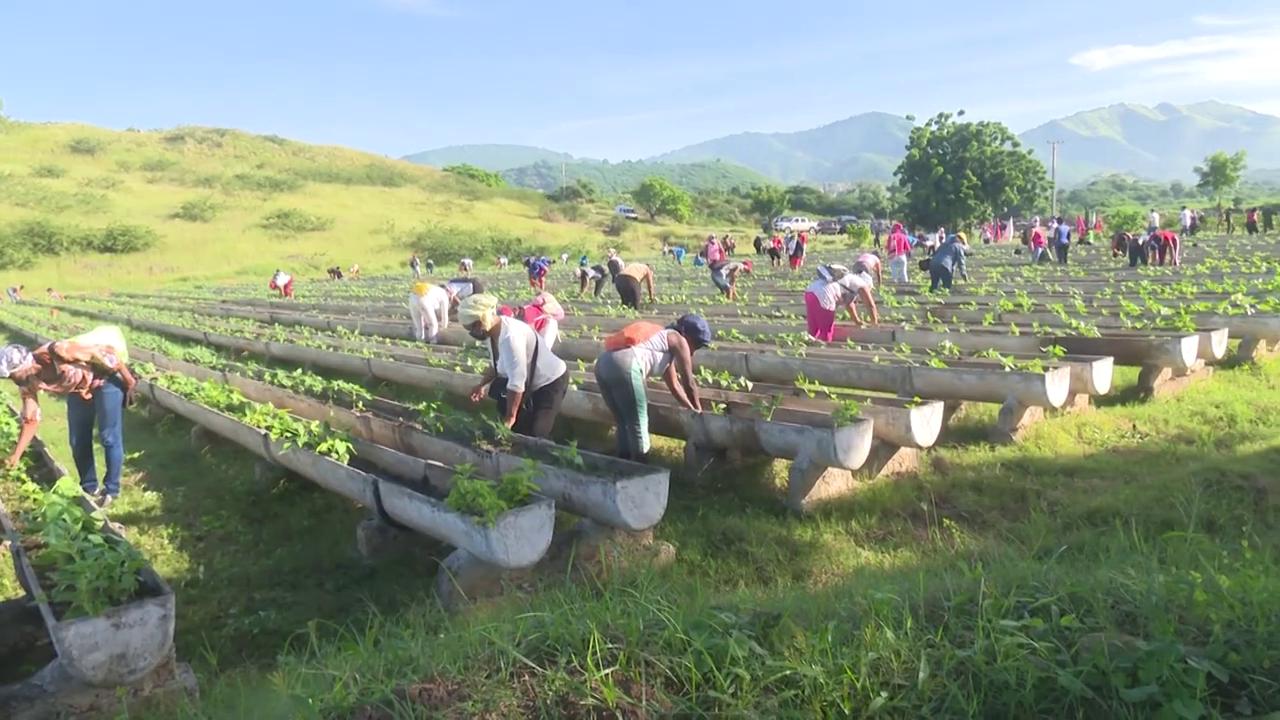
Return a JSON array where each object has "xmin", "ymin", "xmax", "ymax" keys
[
  {"xmin": 747, "ymin": 184, "xmax": 789, "ymax": 222},
  {"xmin": 894, "ymin": 111, "xmax": 1048, "ymax": 228},
  {"xmin": 1194, "ymin": 150, "xmax": 1247, "ymax": 213},
  {"xmin": 632, "ymin": 176, "xmax": 693, "ymax": 222}
]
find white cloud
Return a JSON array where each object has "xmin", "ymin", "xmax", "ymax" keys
[
  {"xmin": 1068, "ymin": 35, "xmax": 1238, "ymax": 72},
  {"xmin": 1192, "ymin": 14, "xmax": 1250, "ymax": 27},
  {"xmin": 376, "ymin": 0, "xmax": 452, "ymax": 17}
]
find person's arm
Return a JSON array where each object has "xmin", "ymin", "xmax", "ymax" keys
[
  {"xmin": 425, "ymin": 300, "xmax": 439, "ymax": 340},
  {"xmin": 644, "ymin": 269, "xmax": 656, "ymax": 303},
  {"xmin": 5, "ymin": 392, "xmax": 40, "ymax": 468},
  {"xmin": 51, "ymin": 341, "xmax": 137, "ymax": 399},
  {"xmin": 956, "ymin": 248, "xmax": 968, "ymax": 280},
  {"xmin": 876, "ymin": 264, "xmax": 883, "ymax": 286},
  {"xmin": 858, "ymin": 286, "xmax": 879, "ymax": 325},
  {"xmin": 666, "ymin": 333, "xmax": 702, "ymax": 412}
]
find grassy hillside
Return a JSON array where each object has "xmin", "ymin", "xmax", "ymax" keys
[
  {"xmin": 401, "ymin": 143, "xmax": 578, "ymax": 172},
  {"xmin": 500, "ymin": 158, "xmax": 773, "ymax": 194},
  {"xmin": 0, "ymin": 121, "xmax": 746, "ymax": 293}
]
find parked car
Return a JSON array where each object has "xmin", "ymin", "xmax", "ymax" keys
[
  {"xmin": 615, "ymin": 205, "xmax": 640, "ymax": 220},
  {"xmin": 772, "ymin": 216, "xmax": 819, "ymax": 233},
  {"xmin": 816, "ymin": 219, "xmax": 843, "ymax": 235}
]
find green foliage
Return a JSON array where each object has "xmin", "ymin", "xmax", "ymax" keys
[
  {"xmin": 545, "ymin": 178, "xmax": 598, "ymax": 203},
  {"xmin": 1107, "ymin": 208, "xmax": 1145, "ymax": 234},
  {"xmin": 18, "ymin": 476, "xmax": 146, "ymax": 618},
  {"xmin": 92, "ymin": 223, "xmax": 159, "ymax": 253},
  {"xmin": 66, "ymin": 136, "xmax": 105, "ymax": 155},
  {"xmin": 896, "ymin": 110, "xmax": 1048, "ymax": 227},
  {"xmin": 444, "ymin": 163, "xmax": 506, "ymax": 188},
  {"xmin": 224, "ymin": 172, "xmax": 304, "ymax": 195},
  {"xmin": 845, "ymin": 223, "xmax": 872, "ymax": 244},
  {"xmin": 261, "ymin": 208, "xmax": 334, "ymax": 233},
  {"xmin": 1195, "ymin": 151, "xmax": 1248, "ymax": 209},
  {"xmin": 832, "ymin": 399, "xmax": 862, "ymax": 427},
  {"xmin": 501, "ymin": 158, "xmax": 770, "ymax": 195},
  {"xmin": 443, "ymin": 461, "xmax": 539, "ymax": 526},
  {"xmin": 139, "ymin": 156, "xmax": 179, "ymax": 173},
  {"xmin": 399, "ymin": 222, "xmax": 542, "ymax": 262},
  {"xmin": 548, "ymin": 440, "xmax": 586, "ymax": 470},
  {"xmin": 172, "ymin": 196, "xmax": 219, "ymax": 223},
  {"xmin": 748, "ymin": 184, "xmax": 789, "ymax": 223},
  {"xmin": 31, "ymin": 163, "xmax": 67, "ymax": 179},
  {"xmin": 632, "ymin": 176, "xmax": 693, "ymax": 222},
  {"xmin": 287, "ymin": 162, "xmax": 415, "ymax": 188},
  {"xmin": 603, "ymin": 214, "xmax": 630, "ymax": 237}
]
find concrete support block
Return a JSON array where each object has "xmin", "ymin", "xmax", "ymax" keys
[
  {"xmin": 140, "ymin": 402, "xmax": 172, "ymax": 423},
  {"xmin": 1138, "ymin": 361, "xmax": 1212, "ymax": 399},
  {"xmin": 433, "ymin": 549, "xmax": 507, "ymax": 613},
  {"xmin": 1058, "ymin": 394, "xmax": 1092, "ymax": 413},
  {"xmin": 989, "ymin": 401, "xmax": 1045, "ymax": 444},
  {"xmin": 786, "ymin": 458, "xmax": 859, "ymax": 514},
  {"xmin": 682, "ymin": 441, "xmax": 725, "ymax": 479},
  {"xmin": 188, "ymin": 426, "xmax": 212, "ymax": 452},
  {"xmin": 861, "ymin": 443, "xmax": 919, "ymax": 478},
  {"xmin": 355, "ymin": 515, "xmax": 429, "ymax": 562},
  {"xmin": 252, "ymin": 459, "xmax": 288, "ymax": 486},
  {"xmin": 1236, "ymin": 337, "xmax": 1271, "ymax": 364}
]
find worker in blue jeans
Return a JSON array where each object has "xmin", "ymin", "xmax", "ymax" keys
[
  {"xmin": 928, "ymin": 233, "xmax": 969, "ymax": 292},
  {"xmin": 0, "ymin": 329, "xmax": 136, "ymax": 508}
]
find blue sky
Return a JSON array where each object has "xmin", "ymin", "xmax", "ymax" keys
[{"xmin": 2, "ymin": 0, "xmax": 1277, "ymax": 160}]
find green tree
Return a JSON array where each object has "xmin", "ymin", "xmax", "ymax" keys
[
  {"xmin": 632, "ymin": 176, "xmax": 692, "ymax": 222},
  {"xmin": 785, "ymin": 184, "xmax": 828, "ymax": 214},
  {"xmin": 546, "ymin": 178, "xmax": 598, "ymax": 203},
  {"xmin": 1194, "ymin": 151, "xmax": 1247, "ymax": 214},
  {"xmin": 443, "ymin": 163, "xmax": 506, "ymax": 188},
  {"xmin": 747, "ymin": 184, "xmax": 789, "ymax": 224},
  {"xmin": 840, "ymin": 182, "xmax": 893, "ymax": 219},
  {"xmin": 894, "ymin": 110, "xmax": 1048, "ymax": 228}
]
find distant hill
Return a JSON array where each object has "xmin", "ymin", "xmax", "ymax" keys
[
  {"xmin": 402, "ymin": 144, "xmax": 578, "ymax": 172},
  {"xmin": 406, "ymin": 102, "xmax": 1280, "ymax": 188},
  {"xmin": 1019, "ymin": 101, "xmax": 1280, "ymax": 185},
  {"xmin": 651, "ymin": 112, "xmax": 913, "ymax": 184},
  {"xmin": 501, "ymin": 159, "xmax": 771, "ymax": 195}
]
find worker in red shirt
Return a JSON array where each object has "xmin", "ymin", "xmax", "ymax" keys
[{"xmin": 1153, "ymin": 230, "xmax": 1181, "ymax": 267}]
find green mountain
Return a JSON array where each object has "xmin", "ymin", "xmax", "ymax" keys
[
  {"xmin": 1018, "ymin": 101, "xmax": 1280, "ymax": 185},
  {"xmin": 500, "ymin": 159, "xmax": 772, "ymax": 195},
  {"xmin": 401, "ymin": 144, "xmax": 577, "ymax": 171},
  {"xmin": 650, "ymin": 112, "xmax": 914, "ymax": 184}
]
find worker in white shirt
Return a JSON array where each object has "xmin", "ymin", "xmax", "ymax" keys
[
  {"xmin": 460, "ymin": 294, "xmax": 570, "ymax": 438},
  {"xmin": 408, "ymin": 282, "xmax": 450, "ymax": 343}
]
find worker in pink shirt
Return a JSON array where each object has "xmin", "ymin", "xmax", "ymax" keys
[{"xmin": 885, "ymin": 223, "xmax": 912, "ymax": 283}]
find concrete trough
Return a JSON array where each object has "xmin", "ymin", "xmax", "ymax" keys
[{"xmin": 139, "ymin": 382, "xmax": 555, "ymax": 569}]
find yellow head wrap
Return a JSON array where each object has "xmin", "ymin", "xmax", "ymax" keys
[
  {"xmin": 411, "ymin": 282, "xmax": 432, "ymax": 297},
  {"xmin": 457, "ymin": 293, "xmax": 500, "ymax": 327}
]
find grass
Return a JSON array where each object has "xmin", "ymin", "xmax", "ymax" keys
[
  {"xmin": 0, "ymin": 121, "xmax": 752, "ymax": 293},
  {"xmin": 1, "ymin": 319, "xmax": 1277, "ymax": 717}
]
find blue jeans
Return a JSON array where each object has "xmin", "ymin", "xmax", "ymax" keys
[{"xmin": 66, "ymin": 377, "xmax": 125, "ymax": 497}]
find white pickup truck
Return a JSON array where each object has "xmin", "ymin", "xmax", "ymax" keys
[{"xmin": 772, "ymin": 216, "xmax": 819, "ymax": 233}]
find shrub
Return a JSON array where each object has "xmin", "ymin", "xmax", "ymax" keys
[
  {"xmin": 225, "ymin": 172, "xmax": 303, "ymax": 194},
  {"xmin": 90, "ymin": 223, "xmax": 159, "ymax": 253},
  {"xmin": 66, "ymin": 136, "xmax": 105, "ymax": 155},
  {"xmin": 7, "ymin": 218, "xmax": 86, "ymax": 256},
  {"xmin": 261, "ymin": 208, "xmax": 334, "ymax": 233},
  {"xmin": 399, "ymin": 222, "xmax": 542, "ymax": 262},
  {"xmin": 1107, "ymin": 208, "xmax": 1145, "ymax": 234},
  {"xmin": 845, "ymin": 223, "xmax": 872, "ymax": 245},
  {"xmin": 31, "ymin": 164, "xmax": 67, "ymax": 179},
  {"xmin": 604, "ymin": 214, "xmax": 629, "ymax": 237},
  {"xmin": 172, "ymin": 197, "xmax": 219, "ymax": 222},
  {"xmin": 81, "ymin": 175, "xmax": 121, "ymax": 191},
  {"xmin": 539, "ymin": 205, "xmax": 564, "ymax": 223},
  {"xmin": 139, "ymin": 156, "xmax": 178, "ymax": 172},
  {"xmin": 287, "ymin": 162, "xmax": 414, "ymax": 188},
  {"xmin": 443, "ymin": 164, "xmax": 506, "ymax": 188}
]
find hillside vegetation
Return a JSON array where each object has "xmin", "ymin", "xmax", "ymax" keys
[
  {"xmin": 0, "ymin": 121, "xmax": 740, "ymax": 293},
  {"xmin": 500, "ymin": 158, "xmax": 772, "ymax": 194}
]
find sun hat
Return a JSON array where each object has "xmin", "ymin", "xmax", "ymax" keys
[{"xmin": 669, "ymin": 314, "xmax": 713, "ymax": 350}]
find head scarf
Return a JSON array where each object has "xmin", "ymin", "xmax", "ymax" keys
[
  {"xmin": 530, "ymin": 291, "xmax": 565, "ymax": 320},
  {"xmin": 457, "ymin": 293, "xmax": 499, "ymax": 328},
  {"xmin": 0, "ymin": 344, "xmax": 34, "ymax": 379},
  {"xmin": 411, "ymin": 282, "xmax": 432, "ymax": 297}
]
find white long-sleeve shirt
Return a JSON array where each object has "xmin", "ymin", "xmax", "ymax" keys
[
  {"xmin": 489, "ymin": 317, "xmax": 567, "ymax": 393},
  {"xmin": 409, "ymin": 286, "xmax": 450, "ymax": 341}
]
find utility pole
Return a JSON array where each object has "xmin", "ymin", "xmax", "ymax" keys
[
  {"xmin": 561, "ymin": 162, "xmax": 566, "ymax": 193},
  {"xmin": 1046, "ymin": 140, "xmax": 1063, "ymax": 218}
]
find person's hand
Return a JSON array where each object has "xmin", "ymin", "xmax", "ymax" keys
[
  {"xmin": 124, "ymin": 386, "xmax": 137, "ymax": 408},
  {"xmin": 469, "ymin": 385, "xmax": 487, "ymax": 403},
  {"xmin": 4, "ymin": 455, "xmax": 20, "ymax": 470}
]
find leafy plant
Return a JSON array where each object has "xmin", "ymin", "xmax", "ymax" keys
[{"xmin": 832, "ymin": 399, "xmax": 862, "ymax": 427}]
